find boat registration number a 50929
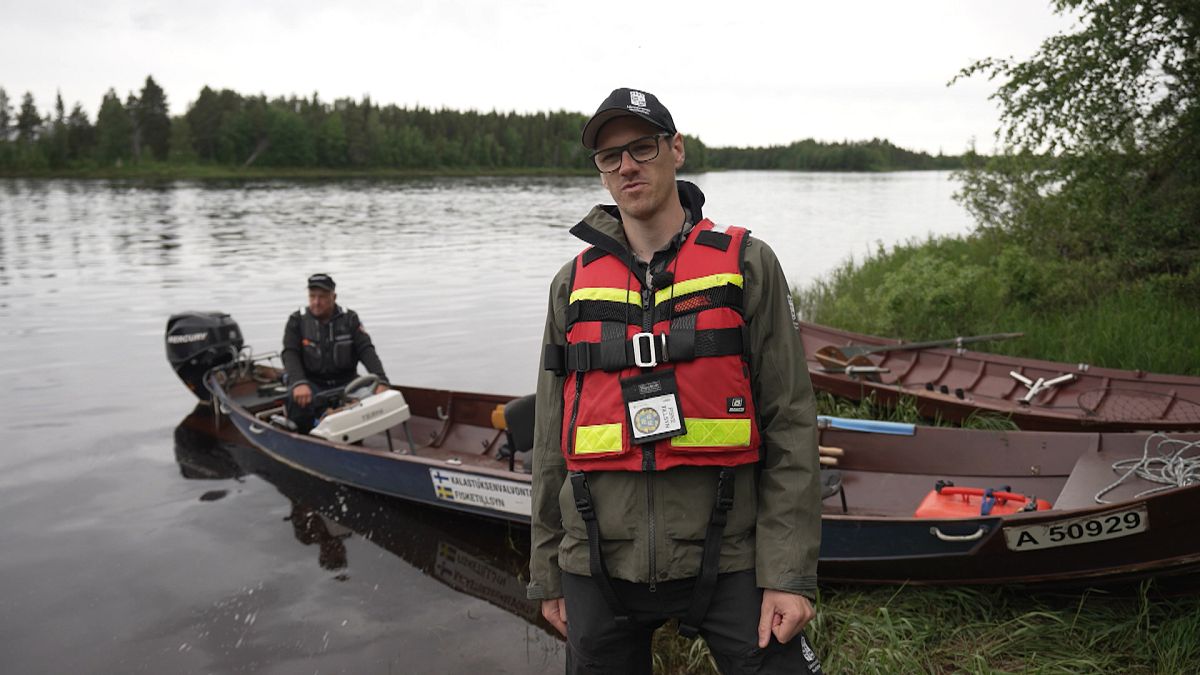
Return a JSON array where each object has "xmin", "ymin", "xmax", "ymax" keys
[{"xmin": 1003, "ymin": 505, "xmax": 1149, "ymax": 552}]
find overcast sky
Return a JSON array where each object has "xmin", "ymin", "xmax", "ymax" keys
[{"xmin": 1, "ymin": 1, "xmax": 1076, "ymax": 154}]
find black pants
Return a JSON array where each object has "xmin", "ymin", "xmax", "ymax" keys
[
  {"xmin": 284, "ymin": 379, "xmax": 346, "ymax": 432},
  {"xmin": 561, "ymin": 570, "xmax": 822, "ymax": 675}
]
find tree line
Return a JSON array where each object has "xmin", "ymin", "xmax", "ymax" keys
[
  {"xmin": 0, "ymin": 78, "xmax": 960, "ymax": 173},
  {"xmin": 709, "ymin": 138, "xmax": 961, "ymax": 171}
]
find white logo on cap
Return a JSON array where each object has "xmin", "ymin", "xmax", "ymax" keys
[{"xmin": 630, "ymin": 91, "xmax": 647, "ymax": 107}]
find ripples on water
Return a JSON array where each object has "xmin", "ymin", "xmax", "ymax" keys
[{"xmin": 0, "ymin": 173, "xmax": 971, "ymax": 672}]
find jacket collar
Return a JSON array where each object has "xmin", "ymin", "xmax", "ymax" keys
[
  {"xmin": 569, "ymin": 180, "xmax": 707, "ymax": 261},
  {"xmin": 304, "ymin": 304, "xmax": 344, "ymax": 323}
]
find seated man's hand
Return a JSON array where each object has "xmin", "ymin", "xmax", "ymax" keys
[
  {"xmin": 292, "ymin": 383, "xmax": 313, "ymax": 407},
  {"xmin": 374, "ymin": 383, "xmax": 389, "ymax": 395}
]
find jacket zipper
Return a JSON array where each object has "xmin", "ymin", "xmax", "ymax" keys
[
  {"xmin": 567, "ymin": 372, "xmax": 584, "ymax": 456},
  {"xmin": 641, "ymin": 282, "xmax": 658, "ymax": 589}
]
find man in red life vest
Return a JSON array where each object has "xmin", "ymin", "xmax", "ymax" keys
[{"xmin": 529, "ymin": 88, "xmax": 823, "ymax": 673}]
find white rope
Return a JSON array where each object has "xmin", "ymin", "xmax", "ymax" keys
[{"xmin": 1094, "ymin": 433, "xmax": 1200, "ymax": 504}]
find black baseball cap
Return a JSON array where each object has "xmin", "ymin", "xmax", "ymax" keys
[
  {"xmin": 307, "ymin": 273, "xmax": 336, "ymax": 291},
  {"xmin": 581, "ymin": 88, "xmax": 677, "ymax": 150}
]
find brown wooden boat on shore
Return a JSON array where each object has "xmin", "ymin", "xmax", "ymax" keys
[
  {"xmin": 816, "ymin": 417, "xmax": 1200, "ymax": 585},
  {"xmin": 799, "ymin": 321, "xmax": 1200, "ymax": 432}
]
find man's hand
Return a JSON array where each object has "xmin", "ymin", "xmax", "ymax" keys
[
  {"xmin": 374, "ymin": 383, "xmax": 389, "ymax": 395},
  {"xmin": 292, "ymin": 383, "xmax": 313, "ymax": 407},
  {"xmin": 541, "ymin": 598, "xmax": 568, "ymax": 637},
  {"xmin": 758, "ymin": 590, "xmax": 814, "ymax": 648}
]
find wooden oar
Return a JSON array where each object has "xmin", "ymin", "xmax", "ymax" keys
[
  {"xmin": 836, "ymin": 331, "xmax": 1024, "ymax": 358},
  {"xmin": 814, "ymin": 347, "xmax": 885, "ymax": 382}
]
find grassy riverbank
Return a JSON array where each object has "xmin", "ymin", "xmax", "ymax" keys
[
  {"xmin": 647, "ymin": 390, "xmax": 1200, "ymax": 674},
  {"xmin": 653, "ymin": 581, "xmax": 1200, "ymax": 674},
  {"xmin": 794, "ymin": 234, "xmax": 1200, "ymax": 377}
]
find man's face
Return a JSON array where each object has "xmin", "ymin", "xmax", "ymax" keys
[
  {"xmin": 595, "ymin": 117, "xmax": 684, "ymax": 222},
  {"xmin": 308, "ymin": 288, "xmax": 336, "ymax": 320}
]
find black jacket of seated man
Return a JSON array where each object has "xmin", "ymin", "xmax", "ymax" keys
[{"xmin": 281, "ymin": 273, "xmax": 389, "ymax": 431}]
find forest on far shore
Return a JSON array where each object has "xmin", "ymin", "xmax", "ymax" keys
[{"xmin": 0, "ymin": 79, "xmax": 961, "ymax": 175}]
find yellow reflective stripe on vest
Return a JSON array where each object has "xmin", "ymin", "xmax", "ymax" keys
[
  {"xmin": 574, "ymin": 423, "xmax": 624, "ymax": 454},
  {"xmin": 670, "ymin": 418, "xmax": 752, "ymax": 448},
  {"xmin": 654, "ymin": 273, "xmax": 744, "ymax": 306},
  {"xmin": 569, "ymin": 287, "xmax": 641, "ymax": 305}
]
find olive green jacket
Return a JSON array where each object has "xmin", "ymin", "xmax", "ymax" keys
[{"xmin": 527, "ymin": 183, "xmax": 821, "ymax": 601}]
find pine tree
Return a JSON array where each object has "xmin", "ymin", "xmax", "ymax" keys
[
  {"xmin": 95, "ymin": 89, "xmax": 132, "ymax": 165},
  {"xmin": 138, "ymin": 76, "xmax": 170, "ymax": 161},
  {"xmin": 125, "ymin": 92, "xmax": 142, "ymax": 161},
  {"xmin": 66, "ymin": 103, "xmax": 95, "ymax": 160},
  {"xmin": 0, "ymin": 88, "xmax": 10, "ymax": 142},
  {"xmin": 47, "ymin": 91, "xmax": 69, "ymax": 168},
  {"xmin": 16, "ymin": 92, "xmax": 41, "ymax": 143}
]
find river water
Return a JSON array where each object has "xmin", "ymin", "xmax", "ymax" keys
[{"xmin": 0, "ymin": 172, "xmax": 972, "ymax": 673}]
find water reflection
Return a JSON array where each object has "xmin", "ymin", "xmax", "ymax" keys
[{"xmin": 173, "ymin": 405, "xmax": 551, "ymax": 633}]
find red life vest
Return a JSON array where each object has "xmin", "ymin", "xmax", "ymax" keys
[{"xmin": 559, "ymin": 219, "xmax": 761, "ymax": 472}]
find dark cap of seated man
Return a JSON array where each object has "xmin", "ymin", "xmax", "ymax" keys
[
  {"xmin": 307, "ymin": 273, "xmax": 336, "ymax": 291},
  {"xmin": 581, "ymin": 87, "xmax": 677, "ymax": 150}
]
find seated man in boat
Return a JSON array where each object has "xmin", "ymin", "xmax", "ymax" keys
[
  {"xmin": 281, "ymin": 273, "xmax": 390, "ymax": 432},
  {"xmin": 528, "ymin": 88, "xmax": 822, "ymax": 673}
]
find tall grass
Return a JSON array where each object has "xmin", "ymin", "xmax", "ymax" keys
[
  {"xmin": 653, "ymin": 582, "xmax": 1200, "ymax": 674},
  {"xmin": 814, "ymin": 391, "xmax": 1018, "ymax": 431}
]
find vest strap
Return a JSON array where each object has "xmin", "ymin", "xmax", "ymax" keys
[
  {"xmin": 581, "ymin": 246, "xmax": 609, "ymax": 266},
  {"xmin": 543, "ymin": 343, "xmax": 566, "ymax": 375},
  {"xmin": 567, "ymin": 284, "xmax": 744, "ymax": 331},
  {"xmin": 564, "ymin": 327, "xmax": 745, "ymax": 372},
  {"xmin": 695, "ymin": 229, "xmax": 732, "ymax": 251},
  {"xmin": 599, "ymin": 321, "xmax": 627, "ymax": 371},
  {"xmin": 668, "ymin": 312, "xmax": 698, "ymax": 361},
  {"xmin": 679, "ymin": 466, "xmax": 736, "ymax": 638},
  {"xmin": 568, "ymin": 471, "xmax": 630, "ymax": 625}
]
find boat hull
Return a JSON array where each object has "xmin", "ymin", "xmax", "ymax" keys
[{"xmin": 800, "ymin": 321, "xmax": 1200, "ymax": 432}]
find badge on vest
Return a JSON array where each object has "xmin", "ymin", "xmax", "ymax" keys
[{"xmin": 620, "ymin": 370, "xmax": 686, "ymax": 445}]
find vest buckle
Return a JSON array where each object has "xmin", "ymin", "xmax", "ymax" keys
[{"xmin": 632, "ymin": 332, "xmax": 666, "ymax": 368}]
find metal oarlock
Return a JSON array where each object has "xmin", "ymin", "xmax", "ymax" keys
[
  {"xmin": 843, "ymin": 365, "xmax": 888, "ymax": 376},
  {"xmin": 1010, "ymin": 371, "xmax": 1077, "ymax": 404}
]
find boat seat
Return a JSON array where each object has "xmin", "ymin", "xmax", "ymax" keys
[
  {"xmin": 500, "ymin": 394, "xmax": 536, "ymax": 473},
  {"xmin": 820, "ymin": 469, "xmax": 848, "ymax": 513},
  {"xmin": 1053, "ymin": 447, "xmax": 1159, "ymax": 510}
]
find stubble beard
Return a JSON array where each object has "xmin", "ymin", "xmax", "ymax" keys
[{"xmin": 610, "ymin": 176, "xmax": 670, "ymax": 223}]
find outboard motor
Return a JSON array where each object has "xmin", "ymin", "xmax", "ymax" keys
[{"xmin": 165, "ymin": 311, "xmax": 244, "ymax": 401}]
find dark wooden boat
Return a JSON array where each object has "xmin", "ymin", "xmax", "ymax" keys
[
  {"xmin": 205, "ymin": 360, "xmax": 534, "ymax": 525},
  {"xmin": 816, "ymin": 417, "xmax": 1200, "ymax": 585},
  {"xmin": 799, "ymin": 321, "xmax": 1200, "ymax": 432},
  {"xmin": 174, "ymin": 405, "xmax": 548, "ymax": 631},
  {"xmin": 197, "ymin": 353, "xmax": 1200, "ymax": 587}
]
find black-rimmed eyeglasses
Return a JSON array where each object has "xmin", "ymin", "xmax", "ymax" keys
[{"xmin": 590, "ymin": 133, "xmax": 672, "ymax": 173}]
